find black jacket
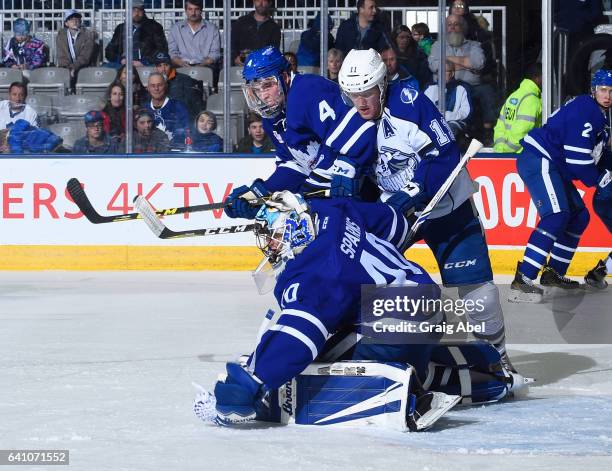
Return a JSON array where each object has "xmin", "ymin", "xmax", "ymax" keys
[
  {"xmin": 334, "ymin": 13, "xmax": 392, "ymax": 56},
  {"xmin": 167, "ymin": 71, "xmax": 204, "ymax": 120},
  {"xmin": 105, "ymin": 16, "xmax": 168, "ymax": 64},
  {"xmin": 231, "ymin": 12, "xmax": 281, "ymax": 62}
]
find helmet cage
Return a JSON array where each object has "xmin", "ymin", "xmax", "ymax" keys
[{"xmin": 242, "ymin": 75, "xmax": 287, "ymax": 119}]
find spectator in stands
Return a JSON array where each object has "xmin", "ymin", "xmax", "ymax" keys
[
  {"xmin": 493, "ymin": 63, "xmax": 542, "ymax": 153},
  {"xmin": 0, "ymin": 82, "xmax": 38, "ymax": 129},
  {"xmin": 168, "ymin": 0, "xmax": 221, "ymax": 69},
  {"xmin": 381, "ymin": 47, "xmax": 419, "ymax": 89},
  {"xmin": 103, "ymin": 82, "xmax": 126, "ymax": 140},
  {"xmin": 429, "ymin": 14, "xmax": 497, "ymax": 145},
  {"xmin": 133, "ymin": 108, "xmax": 171, "ymax": 154},
  {"xmin": 56, "ymin": 10, "xmax": 96, "ymax": 92},
  {"xmin": 0, "ymin": 119, "xmax": 62, "ymax": 154},
  {"xmin": 105, "ymin": 0, "xmax": 167, "ymax": 68},
  {"xmin": 153, "ymin": 51, "xmax": 204, "ymax": 120},
  {"xmin": 2, "ymin": 19, "xmax": 46, "ymax": 70},
  {"xmin": 192, "ymin": 110, "xmax": 223, "ymax": 152},
  {"xmin": 334, "ymin": 0, "xmax": 391, "ymax": 56},
  {"xmin": 391, "ymin": 25, "xmax": 431, "ymax": 89},
  {"xmin": 73, "ymin": 110, "xmax": 123, "ymax": 154},
  {"xmin": 231, "ymin": 0, "xmax": 281, "ymax": 66},
  {"xmin": 234, "ymin": 112, "xmax": 275, "ymax": 154},
  {"xmin": 411, "ymin": 23, "xmax": 433, "ymax": 56},
  {"xmin": 425, "ymin": 61, "xmax": 473, "ymax": 148},
  {"xmin": 327, "ymin": 48, "xmax": 344, "ymax": 83},
  {"xmin": 284, "ymin": 52, "xmax": 298, "ymax": 73},
  {"xmin": 117, "ymin": 65, "xmax": 147, "ymax": 108},
  {"xmin": 296, "ymin": 12, "xmax": 334, "ymax": 67},
  {"xmin": 145, "ymin": 72, "xmax": 190, "ymax": 149}
]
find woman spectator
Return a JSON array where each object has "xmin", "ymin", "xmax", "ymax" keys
[
  {"xmin": 392, "ymin": 25, "xmax": 431, "ymax": 89},
  {"xmin": 327, "ymin": 48, "xmax": 344, "ymax": 83},
  {"xmin": 192, "ymin": 111, "xmax": 223, "ymax": 153},
  {"xmin": 102, "ymin": 82, "xmax": 126, "ymax": 140},
  {"xmin": 116, "ymin": 65, "xmax": 147, "ymax": 108},
  {"xmin": 2, "ymin": 19, "xmax": 46, "ymax": 71},
  {"xmin": 284, "ymin": 52, "xmax": 298, "ymax": 74}
]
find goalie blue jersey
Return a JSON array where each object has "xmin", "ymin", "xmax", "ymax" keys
[
  {"xmin": 375, "ymin": 80, "xmax": 475, "ymax": 218},
  {"xmin": 521, "ymin": 95, "xmax": 609, "ymax": 187},
  {"xmin": 262, "ymin": 74, "xmax": 377, "ymax": 192},
  {"xmin": 253, "ymin": 198, "xmax": 436, "ymax": 389}
]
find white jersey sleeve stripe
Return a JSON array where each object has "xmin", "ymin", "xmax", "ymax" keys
[
  {"xmin": 523, "ymin": 134, "xmax": 552, "ymax": 159},
  {"xmin": 278, "ymin": 160, "xmax": 311, "ymax": 176},
  {"xmin": 282, "ymin": 309, "xmax": 330, "ymax": 339},
  {"xmin": 269, "ymin": 324, "xmax": 318, "ymax": 360},
  {"xmin": 563, "ymin": 145, "xmax": 592, "ymax": 154},
  {"xmin": 565, "ymin": 157, "xmax": 595, "ymax": 165},
  {"xmin": 339, "ymin": 121, "xmax": 375, "ymax": 155},
  {"xmin": 325, "ymin": 107, "xmax": 357, "ymax": 147},
  {"xmin": 386, "ymin": 208, "xmax": 398, "ymax": 242}
]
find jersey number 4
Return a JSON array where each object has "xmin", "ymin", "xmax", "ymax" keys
[{"xmin": 319, "ymin": 100, "xmax": 336, "ymax": 122}]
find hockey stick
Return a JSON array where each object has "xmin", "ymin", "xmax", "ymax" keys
[{"xmin": 406, "ymin": 139, "xmax": 483, "ymax": 241}]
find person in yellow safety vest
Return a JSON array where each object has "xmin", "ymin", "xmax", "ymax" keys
[{"xmin": 493, "ymin": 63, "xmax": 542, "ymax": 153}]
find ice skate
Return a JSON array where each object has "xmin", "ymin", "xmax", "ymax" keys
[
  {"xmin": 540, "ymin": 265, "xmax": 581, "ymax": 290},
  {"xmin": 584, "ymin": 259, "xmax": 608, "ymax": 289},
  {"xmin": 508, "ymin": 262, "xmax": 543, "ymax": 303}
]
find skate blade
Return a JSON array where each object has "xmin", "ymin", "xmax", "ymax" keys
[
  {"xmin": 507, "ymin": 290, "xmax": 542, "ymax": 304},
  {"xmin": 415, "ymin": 393, "xmax": 461, "ymax": 431}
]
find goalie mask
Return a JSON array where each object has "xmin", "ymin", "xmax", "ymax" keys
[
  {"xmin": 242, "ymin": 46, "xmax": 291, "ymax": 119},
  {"xmin": 253, "ymin": 192, "xmax": 316, "ymax": 270}
]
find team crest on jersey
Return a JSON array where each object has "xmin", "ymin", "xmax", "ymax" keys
[
  {"xmin": 382, "ymin": 118, "xmax": 395, "ymax": 138},
  {"xmin": 400, "ymin": 87, "xmax": 419, "ymax": 105}
]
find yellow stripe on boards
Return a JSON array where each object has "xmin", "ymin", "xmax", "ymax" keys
[{"xmin": 0, "ymin": 245, "xmax": 607, "ymax": 276}]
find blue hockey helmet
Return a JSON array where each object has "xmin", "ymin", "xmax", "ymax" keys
[
  {"xmin": 592, "ymin": 68, "xmax": 612, "ymax": 88},
  {"xmin": 253, "ymin": 191, "xmax": 315, "ymax": 269},
  {"xmin": 242, "ymin": 46, "xmax": 291, "ymax": 118}
]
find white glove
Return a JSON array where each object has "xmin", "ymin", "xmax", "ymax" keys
[{"xmin": 267, "ymin": 191, "xmax": 309, "ymax": 215}]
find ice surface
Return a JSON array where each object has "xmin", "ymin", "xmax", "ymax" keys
[{"xmin": 1, "ymin": 272, "xmax": 611, "ymax": 470}]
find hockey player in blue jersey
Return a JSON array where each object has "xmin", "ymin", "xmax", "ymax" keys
[
  {"xmin": 224, "ymin": 46, "xmax": 377, "ymax": 220},
  {"xmin": 205, "ymin": 192, "xmax": 526, "ymax": 428},
  {"xmin": 336, "ymin": 49, "xmax": 514, "ymax": 371},
  {"xmin": 509, "ymin": 68, "xmax": 612, "ymax": 301}
]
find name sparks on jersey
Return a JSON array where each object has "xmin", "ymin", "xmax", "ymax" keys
[{"xmin": 340, "ymin": 217, "xmax": 361, "ymax": 259}]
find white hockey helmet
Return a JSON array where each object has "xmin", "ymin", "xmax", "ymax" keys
[{"xmin": 338, "ymin": 49, "xmax": 387, "ymax": 106}]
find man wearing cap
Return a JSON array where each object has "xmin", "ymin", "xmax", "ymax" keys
[
  {"xmin": 73, "ymin": 110, "xmax": 123, "ymax": 154},
  {"xmin": 2, "ymin": 18, "xmax": 46, "ymax": 70},
  {"xmin": 168, "ymin": 0, "xmax": 220, "ymax": 68},
  {"xmin": 133, "ymin": 108, "xmax": 171, "ymax": 154},
  {"xmin": 56, "ymin": 10, "xmax": 96, "ymax": 91},
  {"xmin": 153, "ymin": 50, "xmax": 204, "ymax": 120},
  {"xmin": 105, "ymin": 0, "xmax": 167, "ymax": 68}
]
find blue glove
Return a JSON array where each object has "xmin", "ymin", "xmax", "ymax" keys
[
  {"xmin": 385, "ymin": 182, "xmax": 429, "ymax": 217},
  {"xmin": 224, "ymin": 179, "xmax": 270, "ymax": 219},
  {"xmin": 330, "ymin": 157, "xmax": 360, "ymax": 198},
  {"xmin": 596, "ymin": 170, "xmax": 612, "ymax": 201},
  {"xmin": 214, "ymin": 363, "xmax": 268, "ymax": 426}
]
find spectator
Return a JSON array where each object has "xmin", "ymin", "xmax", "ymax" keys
[
  {"xmin": 153, "ymin": 51, "xmax": 204, "ymax": 120},
  {"xmin": 117, "ymin": 65, "xmax": 147, "ymax": 108},
  {"xmin": 0, "ymin": 119, "xmax": 62, "ymax": 154},
  {"xmin": 296, "ymin": 12, "xmax": 334, "ymax": 67},
  {"xmin": 73, "ymin": 110, "xmax": 123, "ymax": 154},
  {"xmin": 411, "ymin": 23, "xmax": 433, "ymax": 56},
  {"xmin": 425, "ymin": 61, "xmax": 473, "ymax": 147},
  {"xmin": 429, "ymin": 14, "xmax": 497, "ymax": 145},
  {"xmin": 145, "ymin": 72, "xmax": 190, "ymax": 148},
  {"xmin": 326, "ymin": 48, "xmax": 344, "ymax": 82},
  {"xmin": 2, "ymin": 19, "xmax": 46, "ymax": 70},
  {"xmin": 105, "ymin": 0, "xmax": 167, "ymax": 67},
  {"xmin": 133, "ymin": 108, "xmax": 171, "ymax": 154},
  {"xmin": 284, "ymin": 52, "xmax": 298, "ymax": 73},
  {"xmin": 380, "ymin": 47, "xmax": 419, "ymax": 89},
  {"xmin": 192, "ymin": 110, "xmax": 223, "ymax": 152},
  {"xmin": 102, "ymin": 82, "xmax": 126, "ymax": 140},
  {"xmin": 55, "ymin": 9, "xmax": 96, "ymax": 91},
  {"xmin": 0, "ymin": 82, "xmax": 38, "ymax": 129},
  {"xmin": 334, "ymin": 0, "xmax": 392, "ymax": 56},
  {"xmin": 231, "ymin": 0, "xmax": 281, "ymax": 66},
  {"xmin": 493, "ymin": 63, "xmax": 542, "ymax": 153},
  {"xmin": 234, "ymin": 112, "xmax": 275, "ymax": 154},
  {"xmin": 391, "ymin": 25, "xmax": 431, "ymax": 89},
  {"xmin": 168, "ymin": 0, "xmax": 221, "ymax": 68}
]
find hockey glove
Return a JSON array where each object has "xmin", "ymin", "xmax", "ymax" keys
[
  {"xmin": 213, "ymin": 363, "xmax": 268, "ymax": 426},
  {"xmin": 330, "ymin": 156, "xmax": 360, "ymax": 198},
  {"xmin": 596, "ymin": 170, "xmax": 612, "ymax": 201},
  {"xmin": 385, "ymin": 182, "xmax": 429, "ymax": 218},
  {"xmin": 224, "ymin": 179, "xmax": 270, "ymax": 219}
]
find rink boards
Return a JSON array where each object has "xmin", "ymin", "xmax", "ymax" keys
[{"xmin": 0, "ymin": 155, "xmax": 609, "ymax": 273}]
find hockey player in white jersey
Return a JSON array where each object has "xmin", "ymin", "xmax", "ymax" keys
[{"xmin": 337, "ymin": 49, "xmax": 515, "ymax": 372}]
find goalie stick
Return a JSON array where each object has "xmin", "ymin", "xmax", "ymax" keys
[{"xmin": 406, "ymin": 138, "xmax": 483, "ymax": 241}]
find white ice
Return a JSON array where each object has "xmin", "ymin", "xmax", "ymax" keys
[{"xmin": 1, "ymin": 272, "xmax": 611, "ymax": 471}]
